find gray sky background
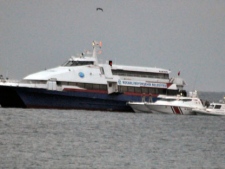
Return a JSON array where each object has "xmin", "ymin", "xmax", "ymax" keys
[{"xmin": 1, "ymin": 0, "xmax": 225, "ymax": 92}]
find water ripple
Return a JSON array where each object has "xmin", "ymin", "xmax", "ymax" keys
[{"xmin": 0, "ymin": 108, "xmax": 225, "ymax": 169}]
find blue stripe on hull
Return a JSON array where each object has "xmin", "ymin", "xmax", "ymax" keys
[
  {"xmin": 21, "ymin": 90, "xmax": 133, "ymax": 112},
  {"xmin": 0, "ymin": 86, "xmax": 157, "ymax": 112}
]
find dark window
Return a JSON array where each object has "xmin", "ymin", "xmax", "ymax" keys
[
  {"xmin": 93, "ymin": 84, "xmax": 99, "ymax": 90},
  {"xmin": 134, "ymin": 87, "xmax": 142, "ymax": 93},
  {"xmin": 161, "ymin": 99, "xmax": 176, "ymax": 102},
  {"xmin": 84, "ymin": 83, "xmax": 93, "ymax": 89},
  {"xmin": 119, "ymin": 86, "xmax": 128, "ymax": 92},
  {"xmin": 99, "ymin": 85, "xmax": 107, "ymax": 90},
  {"xmin": 215, "ymin": 105, "xmax": 221, "ymax": 109},
  {"xmin": 127, "ymin": 87, "xmax": 134, "ymax": 92},
  {"xmin": 149, "ymin": 88, "xmax": 156, "ymax": 94},
  {"xmin": 62, "ymin": 61, "xmax": 94, "ymax": 67},
  {"xmin": 182, "ymin": 99, "xmax": 192, "ymax": 102},
  {"xmin": 157, "ymin": 89, "xmax": 166, "ymax": 95},
  {"xmin": 141, "ymin": 87, "xmax": 148, "ymax": 94},
  {"xmin": 112, "ymin": 70, "xmax": 169, "ymax": 79},
  {"xmin": 77, "ymin": 83, "xmax": 84, "ymax": 88}
]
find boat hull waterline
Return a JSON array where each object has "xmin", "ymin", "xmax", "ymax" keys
[
  {"xmin": 0, "ymin": 85, "xmax": 159, "ymax": 112},
  {"xmin": 145, "ymin": 104, "xmax": 194, "ymax": 115},
  {"xmin": 127, "ymin": 102, "xmax": 152, "ymax": 113},
  {"xmin": 193, "ymin": 109, "xmax": 225, "ymax": 116}
]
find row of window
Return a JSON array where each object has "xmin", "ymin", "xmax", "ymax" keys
[
  {"xmin": 58, "ymin": 81, "xmax": 174, "ymax": 95},
  {"xmin": 160, "ymin": 98, "xmax": 192, "ymax": 102},
  {"xmin": 118, "ymin": 86, "xmax": 164, "ymax": 94},
  {"xmin": 111, "ymin": 70, "xmax": 169, "ymax": 79},
  {"xmin": 58, "ymin": 82, "xmax": 107, "ymax": 90},
  {"xmin": 60, "ymin": 61, "xmax": 169, "ymax": 80},
  {"xmin": 23, "ymin": 80, "xmax": 178, "ymax": 95}
]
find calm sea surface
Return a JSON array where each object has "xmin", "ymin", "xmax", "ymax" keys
[{"xmin": 0, "ymin": 92, "xmax": 225, "ymax": 169}]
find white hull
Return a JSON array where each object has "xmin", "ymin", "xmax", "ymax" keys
[
  {"xmin": 146, "ymin": 104, "xmax": 194, "ymax": 115},
  {"xmin": 193, "ymin": 109, "xmax": 225, "ymax": 116},
  {"xmin": 127, "ymin": 102, "xmax": 152, "ymax": 113}
]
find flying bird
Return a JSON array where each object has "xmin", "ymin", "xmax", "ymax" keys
[{"xmin": 96, "ymin": 7, "xmax": 103, "ymax": 12}]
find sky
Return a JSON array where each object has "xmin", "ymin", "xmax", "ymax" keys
[{"xmin": 0, "ymin": 0, "xmax": 225, "ymax": 92}]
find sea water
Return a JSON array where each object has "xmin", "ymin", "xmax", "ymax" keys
[{"xmin": 0, "ymin": 92, "xmax": 225, "ymax": 169}]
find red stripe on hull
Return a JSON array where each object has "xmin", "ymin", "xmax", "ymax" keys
[
  {"xmin": 173, "ymin": 106, "xmax": 181, "ymax": 114},
  {"xmin": 63, "ymin": 88, "xmax": 108, "ymax": 94}
]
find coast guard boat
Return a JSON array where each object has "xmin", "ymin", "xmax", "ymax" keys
[
  {"xmin": 0, "ymin": 41, "xmax": 186, "ymax": 112},
  {"xmin": 128, "ymin": 91, "xmax": 204, "ymax": 114},
  {"xmin": 144, "ymin": 91, "xmax": 204, "ymax": 115}
]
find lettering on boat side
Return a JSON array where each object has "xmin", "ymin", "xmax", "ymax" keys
[
  {"xmin": 79, "ymin": 72, "xmax": 85, "ymax": 78},
  {"xmin": 117, "ymin": 79, "xmax": 167, "ymax": 88}
]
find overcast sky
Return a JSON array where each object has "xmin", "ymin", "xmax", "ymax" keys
[{"xmin": 1, "ymin": 0, "xmax": 225, "ymax": 92}]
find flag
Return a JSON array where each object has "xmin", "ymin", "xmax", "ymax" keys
[
  {"xmin": 178, "ymin": 71, "xmax": 180, "ymax": 76},
  {"xmin": 99, "ymin": 41, "xmax": 102, "ymax": 47}
]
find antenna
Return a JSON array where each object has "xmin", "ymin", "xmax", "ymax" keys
[
  {"xmin": 6, "ymin": 56, "xmax": 9, "ymax": 79},
  {"xmin": 193, "ymin": 73, "xmax": 199, "ymax": 91}
]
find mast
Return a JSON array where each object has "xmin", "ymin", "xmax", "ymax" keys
[{"xmin": 92, "ymin": 41, "xmax": 102, "ymax": 65}]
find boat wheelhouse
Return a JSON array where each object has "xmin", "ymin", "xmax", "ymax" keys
[{"xmin": 193, "ymin": 97, "xmax": 225, "ymax": 116}]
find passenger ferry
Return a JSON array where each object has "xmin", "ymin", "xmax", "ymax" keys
[{"xmin": 0, "ymin": 41, "xmax": 186, "ymax": 112}]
